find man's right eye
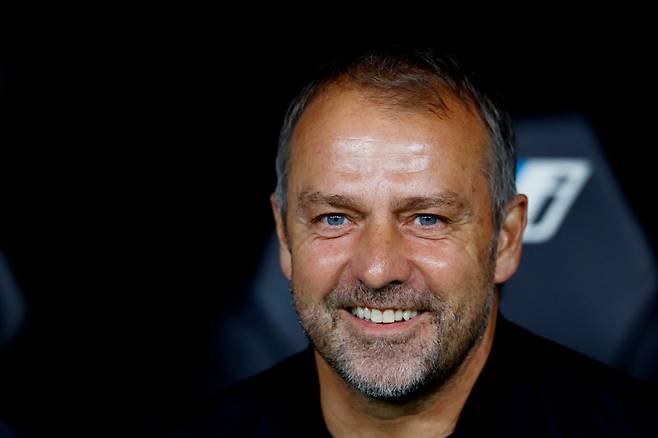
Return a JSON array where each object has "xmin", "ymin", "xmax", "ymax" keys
[{"xmin": 322, "ymin": 214, "xmax": 347, "ymax": 226}]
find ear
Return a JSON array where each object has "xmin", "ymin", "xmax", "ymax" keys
[
  {"xmin": 494, "ymin": 194, "xmax": 528, "ymax": 284},
  {"xmin": 270, "ymin": 193, "xmax": 292, "ymax": 280}
]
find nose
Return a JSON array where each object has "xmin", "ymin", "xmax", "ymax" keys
[{"xmin": 352, "ymin": 219, "xmax": 412, "ymax": 290}]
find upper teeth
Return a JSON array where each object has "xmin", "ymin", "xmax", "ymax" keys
[{"xmin": 350, "ymin": 306, "xmax": 418, "ymax": 324}]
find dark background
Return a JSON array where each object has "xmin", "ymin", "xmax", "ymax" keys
[{"xmin": 1, "ymin": 33, "xmax": 657, "ymax": 435}]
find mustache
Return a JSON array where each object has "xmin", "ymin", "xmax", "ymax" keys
[{"xmin": 324, "ymin": 282, "xmax": 443, "ymax": 312}]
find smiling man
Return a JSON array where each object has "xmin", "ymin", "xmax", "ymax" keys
[
  {"xmin": 266, "ymin": 51, "xmax": 526, "ymax": 437},
  {"xmin": 278, "ymin": 78, "xmax": 515, "ymax": 408},
  {"xmin": 173, "ymin": 49, "xmax": 657, "ymax": 437}
]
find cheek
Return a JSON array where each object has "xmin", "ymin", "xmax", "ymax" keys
[
  {"xmin": 408, "ymin": 241, "xmax": 450, "ymax": 290},
  {"xmin": 409, "ymin": 238, "xmax": 489, "ymax": 298},
  {"xmin": 412, "ymin": 247, "xmax": 449, "ymax": 271},
  {"xmin": 292, "ymin": 237, "xmax": 353, "ymax": 297}
]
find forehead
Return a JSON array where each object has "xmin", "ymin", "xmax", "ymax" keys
[{"xmin": 288, "ymin": 85, "xmax": 490, "ymax": 197}]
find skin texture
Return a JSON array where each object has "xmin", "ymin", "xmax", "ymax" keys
[{"xmin": 271, "ymin": 83, "xmax": 527, "ymax": 437}]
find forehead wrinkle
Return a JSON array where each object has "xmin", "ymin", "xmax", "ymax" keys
[
  {"xmin": 335, "ymin": 137, "xmax": 430, "ymax": 155},
  {"xmin": 326, "ymin": 145, "xmax": 433, "ymax": 176},
  {"xmin": 327, "ymin": 160, "xmax": 432, "ymax": 176}
]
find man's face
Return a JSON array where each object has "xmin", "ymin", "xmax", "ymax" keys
[{"xmin": 275, "ymin": 86, "xmax": 502, "ymax": 400}]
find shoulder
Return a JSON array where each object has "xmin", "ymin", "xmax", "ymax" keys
[
  {"xmin": 164, "ymin": 347, "xmax": 328, "ymax": 438},
  {"xmin": 490, "ymin": 317, "xmax": 658, "ymax": 436},
  {"xmin": 499, "ymin": 317, "xmax": 650, "ymax": 389}
]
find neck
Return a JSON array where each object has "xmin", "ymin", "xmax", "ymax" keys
[{"xmin": 316, "ymin": 296, "xmax": 499, "ymax": 438}]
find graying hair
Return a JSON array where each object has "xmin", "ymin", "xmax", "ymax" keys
[{"xmin": 275, "ymin": 48, "xmax": 516, "ymax": 230}]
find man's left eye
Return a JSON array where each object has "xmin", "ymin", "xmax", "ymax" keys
[
  {"xmin": 415, "ymin": 215, "xmax": 440, "ymax": 226},
  {"xmin": 323, "ymin": 214, "xmax": 347, "ymax": 226}
]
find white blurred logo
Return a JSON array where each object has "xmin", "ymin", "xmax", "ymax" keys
[{"xmin": 517, "ymin": 158, "xmax": 592, "ymax": 244}]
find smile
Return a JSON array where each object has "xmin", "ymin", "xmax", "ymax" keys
[{"xmin": 349, "ymin": 306, "xmax": 420, "ymax": 324}]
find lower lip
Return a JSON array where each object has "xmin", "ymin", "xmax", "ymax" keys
[{"xmin": 341, "ymin": 309, "xmax": 426, "ymax": 334}]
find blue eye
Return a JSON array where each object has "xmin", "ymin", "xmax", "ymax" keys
[
  {"xmin": 324, "ymin": 214, "xmax": 346, "ymax": 226},
  {"xmin": 417, "ymin": 215, "xmax": 439, "ymax": 226}
]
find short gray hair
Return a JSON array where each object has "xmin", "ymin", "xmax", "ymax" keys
[{"xmin": 275, "ymin": 48, "xmax": 516, "ymax": 230}]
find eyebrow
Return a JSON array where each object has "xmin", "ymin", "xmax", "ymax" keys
[
  {"xmin": 297, "ymin": 191, "xmax": 365, "ymax": 216},
  {"xmin": 391, "ymin": 193, "xmax": 467, "ymax": 212},
  {"xmin": 297, "ymin": 190, "xmax": 469, "ymax": 216}
]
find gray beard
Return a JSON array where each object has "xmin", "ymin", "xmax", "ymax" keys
[{"xmin": 292, "ymin": 281, "xmax": 495, "ymax": 402}]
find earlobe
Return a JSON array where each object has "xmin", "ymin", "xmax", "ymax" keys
[
  {"xmin": 270, "ymin": 194, "xmax": 292, "ymax": 280},
  {"xmin": 494, "ymin": 194, "xmax": 528, "ymax": 284}
]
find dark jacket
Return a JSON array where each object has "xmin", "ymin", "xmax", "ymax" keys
[{"xmin": 169, "ymin": 316, "xmax": 658, "ymax": 437}]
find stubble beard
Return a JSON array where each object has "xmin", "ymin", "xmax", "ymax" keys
[{"xmin": 291, "ymin": 253, "xmax": 496, "ymax": 402}]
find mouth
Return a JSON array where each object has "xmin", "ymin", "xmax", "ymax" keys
[{"xmin": 347, "ymin": 306, "xmax": 421, "ymax": 324}]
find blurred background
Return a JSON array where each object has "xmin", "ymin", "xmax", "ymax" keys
[{"xmin": 1, "ymin": 29, "xmax": 657, "ymax": 436}]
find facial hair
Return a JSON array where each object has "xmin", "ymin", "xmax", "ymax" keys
[{"xmin": 291, "ymin": 250, "xmax": 496, "ymax": 402}]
